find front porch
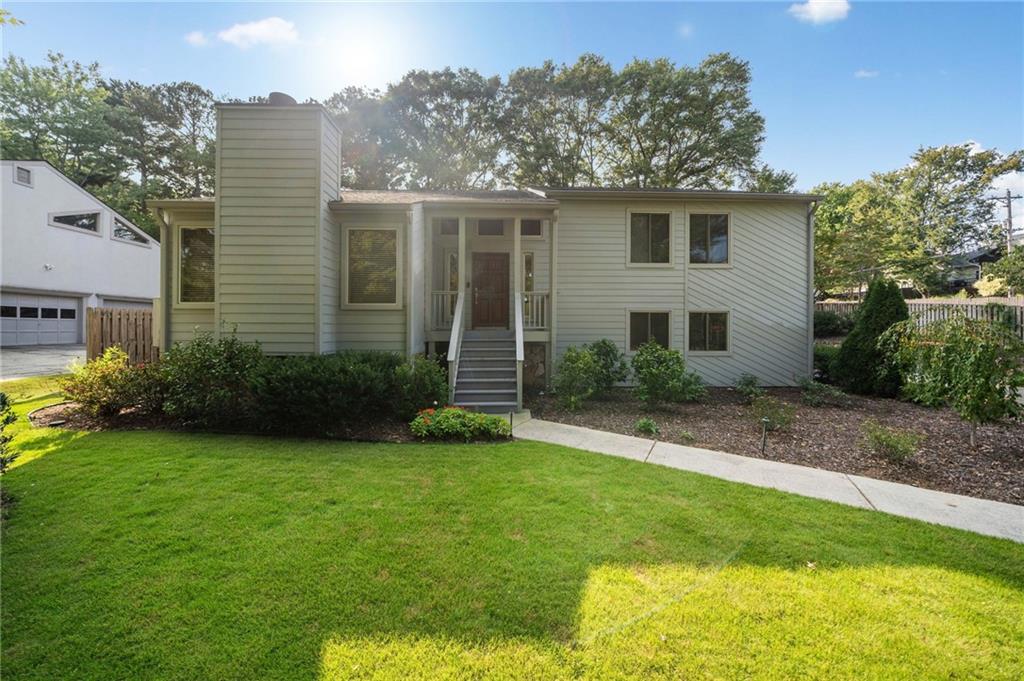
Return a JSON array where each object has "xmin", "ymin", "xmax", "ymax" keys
[{"xmin": 421, "ymin": 210, "xmax": 556, "ymax": 412}]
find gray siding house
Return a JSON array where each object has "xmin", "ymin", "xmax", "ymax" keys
[{"xmin": 150, "ymin": 101, "xmax": 817, "ymax": 412}]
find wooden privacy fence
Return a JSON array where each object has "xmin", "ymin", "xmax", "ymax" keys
[
  {"xmin": 86, "ymin": 307, "xmax": 160, "ymax": 364},
  {"xmin": 816, "ymin": 300, "xmax": 1024, "ymax": 340}
]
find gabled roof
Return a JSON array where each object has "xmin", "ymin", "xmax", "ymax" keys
[{"xmin": 3, "ymin": 159, "xmax": 159, "ymax": 243}]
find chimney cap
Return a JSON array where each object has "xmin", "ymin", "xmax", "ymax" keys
[{"xmin": 267, "ymin": 91, "xmax": 297, "ymax": 106}]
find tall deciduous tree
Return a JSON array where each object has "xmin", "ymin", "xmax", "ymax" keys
[
  {"xmin": 161, "ymin": 81, "xmax": 216, "ymax": 197},
  {"xmin": 0, "ymin": 52, "xmax": 122, "ymax": 187},
  {"xmin": 386, "ymin": 68, "xmax": 503, "ymax": 190},
  {"xmin": 325, "ymin": 86, "xmax": 402, "ymax": 189},
  {"xmin": 499, "ymin": 54, "xmax": 613, "ymax": 187},
  {"xmin": 743, "ymin": 164, "xmax": 797, "ymax": 193},
  {"xmin": 603, "ymin": 54, "xmax": 765, "ymax": 189}
]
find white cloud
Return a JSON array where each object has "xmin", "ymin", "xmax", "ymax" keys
[
  {"xmin": 788, "ymin": 0, "xmax": 851, "ymax": 24},
  {"xmin": 678, "ymin": 23, "xmax": 695, "ymax": 39},
  {"xmin": 854, "ymin": 69, "xmax": 879, "ymax": 79},
  {"xmin": 184, "ymin": 30, "xmax": 208, "ymax": 47},
  {"xmin": 217, "ymin": 17, "xmax": 298, "ymax": 49}
]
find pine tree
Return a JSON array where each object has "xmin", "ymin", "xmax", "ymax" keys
[{"xmin": 831, "ymin": 278, "xmax": 909, "ymax": 396}]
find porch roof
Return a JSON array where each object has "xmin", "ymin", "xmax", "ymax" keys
[{"xmin": 330, "ymin": 189, "xmax": 558, "ymax": 210}]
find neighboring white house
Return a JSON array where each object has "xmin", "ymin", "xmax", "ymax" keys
[
  {"xmin": 1, "ymin": 160, "xmax": 160, "ymax": 346},
  {"xmin": 150, "ymin": 100, "xmax": 816, "ymax": 412}
]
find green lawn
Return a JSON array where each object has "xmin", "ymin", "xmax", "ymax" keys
[{"xmin": 2, "ymin": 381, "xmax": 1023, "ymax": 680}]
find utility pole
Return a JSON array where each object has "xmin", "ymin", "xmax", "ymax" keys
[{"xmin": 996, "ymin": 188, "xmax": 1022, "ymax": 252}]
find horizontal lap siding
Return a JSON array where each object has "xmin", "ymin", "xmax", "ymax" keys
[
  {"xmin": 217, "ymin": 108, "xmax": 320, "ymax": 354},
  {"xmin": 556, "ymin": 200, "xmax": 686, "ymax": 362},
  {"xmin": 685, "ymin": 202, "xmax": 809, "ymax": 386}
]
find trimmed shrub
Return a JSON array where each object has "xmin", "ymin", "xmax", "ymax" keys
[
  {"xmin": 394, "ymin": 354, "xmax": 449, "ymax": 420},
  {"xmin": 0, "ymin": 392, "xmax": 17, "ymax": 520},
  {"xmin": 814, "ymin": 310, "xmax": 855, "ymax": 338},
  {"xmin": 735, "ymin": 373, "xmax": 765, "ymax": 403},
  {"xmin": 631, "ymin": 341, "xmax": 706, "ymax": 408},
  {"xmin": 60, "ymin": 347, "xmax": 137, "ymax": 418},
  {"xmin": 635, "ymin": 417, "xmax": 659, "ymax": 436},
  {"xmin": 752, "ymin": 396, "xmax": 795, "ymax": 431},
  {"xmin": 160, "ymin": 333, "xmax": 263, "ymax": 427},
  {"xmin": 410, "ymin": 407, "xmax": 511, "ymax": 441},
  {"xmin": 813, "ymin": 344, "xmax": 840, "ymax": 384},
  {"xmin": 861, "ymin": 420, "xmax": 922, "ymax": 464},
  {"xmin": 832, "ymin": 279, "xmax": 908, "ymax": 396},
  {"xmin": 584, "ymin": 339, "xmax": 628, "ymax": 395},
  {"xmin": 798, "ymin": 377, "xmax": 848, "ymax": 407},
  {"xmin": 553, "ymin": 346, "xmax": 600, "ymax": 410}
]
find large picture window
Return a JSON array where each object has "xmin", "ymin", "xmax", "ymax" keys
[
  {"xmin": 179, "ymin": 227, "xmax": 215, "ymax": 304},
  {"xmin": 689, "ymin": 214, "xmax": 730, "ymax": 265},
  {"xmin": 629, "ymin": 311, "xmax": 670, "ymax": 350},
  {"xmin": 629, "ymin": 212, "xmax": 671, "ymax": 264},
  {"xmin": 346, "ymin": 227, "xmax": 401, "ymax": 307},
  {"xmin": 688, "ymin": 311, "xmax": 729, "ymax": 353}
]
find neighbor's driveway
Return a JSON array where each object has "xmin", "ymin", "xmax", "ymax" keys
[{"xmin": 0, "ymin": 345, "xmax": 85, "ymax": 380}]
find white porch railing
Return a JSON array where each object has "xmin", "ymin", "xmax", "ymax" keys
[
  {"xmin": 522, "ymin": 291, "xmax": 550, "ymax": 330},
  {"xmin": 446, "ymin": 291, "xmax": 466, "ymax": 404},
  {"xmin": 514, "ymin": 291, "xmax": 524, "ymax": 411},
  {"xmin": 431, "ymin": 290, "xmax": 458, "ymax": 330}
]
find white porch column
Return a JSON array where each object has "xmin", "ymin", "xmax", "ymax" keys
[
  {"xmin": 457, "ymin": 216, "xmax": 467, "ymax": 306},
  {"xmin": 513, "ymin": 217, "xmax": 522, "ymax": 296},
  {"xmin": 548, "ymin": 209, "xmax": 558, "ymax": 388}
]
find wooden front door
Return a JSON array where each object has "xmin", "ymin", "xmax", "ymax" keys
[{"xmin": 472, "ymin": 253, "xmax": 510, "ymax": 328}]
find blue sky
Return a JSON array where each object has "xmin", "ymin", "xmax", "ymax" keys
[{"xmin": 4, "ymin": 1, "xmax": 1023, "ymax": 195}]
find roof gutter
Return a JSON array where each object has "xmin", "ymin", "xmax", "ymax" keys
[{"xmin": 536, "ymin": 188, "xmax": 822, "ymax": 202}]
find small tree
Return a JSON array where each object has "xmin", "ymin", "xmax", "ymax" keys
[
  {"xmin": 552, "ymin": 346, "xmax": 599, "ymax": 410},
  {"xmin": 881, "ymin": 312, "xmax": 1024, "ymax": 446},
  {"xmin": 832, "ymin": 278, "xmax": 908, "ymax": 396},
  {"xmin": 584, "ymin": 339, "xmax": 628, "ymax": 396}
]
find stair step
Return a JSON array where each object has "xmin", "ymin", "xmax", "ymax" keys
[{"xmin": 456, "ymin": 388, "xmax": 517, "ymax": 395}]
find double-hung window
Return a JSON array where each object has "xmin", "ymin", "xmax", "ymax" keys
[
  {"xmin": 178, "ymin": 227, "xmax": 215, "ymax": 304},
  {"xmin": 689, "ymin": 214, "xmax": 730, "ymax": 265},
  {"xmin": 345, "ymin": 226, "xmax": 402, "ymax": 308},
  {"xmin": 628, "ymin": 212, "xmax": 671, "ymax": 265}
]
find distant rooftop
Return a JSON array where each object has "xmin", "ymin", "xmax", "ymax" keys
[{"xmin": 332, "ymin": 189, "xmax": 558, "ymax": 208}]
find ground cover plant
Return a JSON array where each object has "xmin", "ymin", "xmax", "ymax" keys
[
  {"xmin": 409, "ymin": 407, "xmax": 511, "ymax": 441},
  {"xmin": 3, "ymin": 403, "xmax": 1023, "ymax": 680}
]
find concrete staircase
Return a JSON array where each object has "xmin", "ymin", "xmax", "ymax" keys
[{"xmin": 452, "ymin": 330, "xmax": 517, "ymax": 414}]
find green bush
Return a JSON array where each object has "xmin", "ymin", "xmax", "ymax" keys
[
  {"xmin": 735, "ymin": 373, "xmax": 765, "ymax": 403},
  {"xmin": 160, "ymin": 332, "xmax": 263, "ymax": 427},
  {"xmin": 584, "ymin": 339, "xmax": 628, "ymax": 395},
  {"xmin": 0, "ymin": 392, "xmax": 17, "ymax": 474},
  {"xmin": 861, "ymin": 420, "xmax": 922, "ymax": 464},
  {"xmin": 813, "ymin": 344, "xmax": 840, "ymax": 384},
  {"xmin": 631, "ymin": 341, "xmax": 706, "ymax": 408},
  {"xmin": 394, "ymin": 354, "xmax": 449, "ymax": 420},
  {"xmin": 635, "ymin": 417, "xmax": 659, "ymax": 436},
  {"xmin": 553, "ymin": 346, "xmax": 599, "ymax": 410},
  {"xmin": 752, "ymin": 396, "xmax": 795, "ymax": 431},
  {"xmin": 881, "ymin": 312, "xmax": 1024, "ymax": 446},
  {"xmin": 814, "ymin": 310, "xmax": 855, "ymax": 337},
  {"xmin": 409, "ymin": 407, "xmax": 511, "ymax": 441},
  {"xmin": 832, "ymin": 279, "xmax": 908, "ymax": 396},
  {"xmin": 60, "ymin": 347, "xmax": 138, "ymax": 418},
  {"xmin": 798, "ymin": 377, "xmax": 848, "ymax": 407}
]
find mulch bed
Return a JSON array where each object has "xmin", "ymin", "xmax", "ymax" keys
[
  {"xmin": 528, "ymin": 388, "xmax": 1024, "ymax": 505},
  {"xmin": 28, "ymin": 403, "xmax": 419, "ymax": 444}
]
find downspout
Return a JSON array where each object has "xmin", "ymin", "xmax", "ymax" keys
[{"xmin": 806, "ymin": 201, "xmax": 818, "ymax": 378}]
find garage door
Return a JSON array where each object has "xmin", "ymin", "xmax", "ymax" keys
[{"xmin": 0, "ymin": 293, "xmax": 81, "ymax": 346}]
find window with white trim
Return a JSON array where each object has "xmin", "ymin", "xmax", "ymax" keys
[
  {"xmin": 346, "ymin": 227, "xmax": 400, "ymax": 306},
  {"xmin": 477, "ymin": 219, "xmax": 504, "ymax": 236},
  {"xmin": 629, "ymin": 311, "xmax": 670, "ymax": 350},
  {"xmin": 688, "ymin": 312, "xmax": 729, "ymax": 352},
  {"xmin": 179, "ymin": 227, "xmax": 215, "ymax": 304},
  {"xmin": 14, "ymin": 166, "xmax": 32, "ymax": 187},
  {"xmin": 521, "ymin": 219, "xmax": 542, "ymax": 238},
  {"xmin": 50, "ymin": 211, "xmax": 100, "ymax": 233},
  {"xmin": 437, "ymin": 217, "xmax": 459, "ymax": 236},
  {"xmin": 689, "ymin": 214, "xmax": 729, "ymax": 264},
  {"xmin": 112, "ymin": 218, "xmax": 149, "ymax": 245},
  {"xmin": 629, "ymin": 212, "xmax": 671, "ymax": 264}
]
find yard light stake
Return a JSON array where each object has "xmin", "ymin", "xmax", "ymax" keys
[{"xmin": 760, "ymin": 417, "xmax": 770, "ymax": 454}]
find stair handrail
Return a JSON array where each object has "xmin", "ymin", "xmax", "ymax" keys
[
  {"xmin": 447, "ymin": 290, "xmax": 466, "ymax": 404},
  {"xmin": 514, "ymin": 290, "xmax": 524, "ymax": 411}
]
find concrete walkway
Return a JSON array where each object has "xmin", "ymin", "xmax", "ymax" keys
[{"xmin": 512, "ymin": 416, "xmax": 1024, "ymax": 544}]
